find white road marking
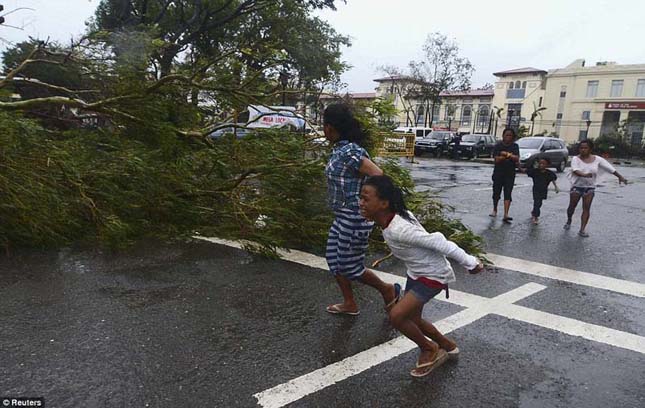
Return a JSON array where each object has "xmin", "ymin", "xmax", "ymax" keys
[
  {"xmin": 196, "ymin": 237, "xmax": 645, "ymax": 407},
  {"xmin": 487, "ymin": 253, "xmax": 645, "ymax": 298},
  {"xmin": 253, "ymin": 306, "xmax": 494, "ymax": 408}
]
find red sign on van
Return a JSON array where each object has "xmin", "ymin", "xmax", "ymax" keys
[{"xmin": 605, "ymin": 102, "xmax": 645, "ymax": 110}]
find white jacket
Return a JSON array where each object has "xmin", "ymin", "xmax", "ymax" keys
[{"xmin": 382, "ymin": 212, "xmax": 479, "ymax": 284}]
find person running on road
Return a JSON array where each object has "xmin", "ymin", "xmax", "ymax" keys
[
  {"xmin": 323, "ymin": 103, "xmax": 401, "ymax": 316},
  {"xmin": 564, "ymin": 139, "xmax": 628, "ymax": 237},
  {"xmin": 527, "ymin": 157, "xmax": 559, "ymax": 225},
  {"xmin": 359, "ymin": 175, "xmax": 484, "ymax": 377},
  {"xmin": 490, "ymin": 128, "xmax": 520, "ymax": 223}
]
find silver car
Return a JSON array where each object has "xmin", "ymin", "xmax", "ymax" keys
[{"xmin": 518, "ymin": 137, "xmax": 569, "ymax": 172}]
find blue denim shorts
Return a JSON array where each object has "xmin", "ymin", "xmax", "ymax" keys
[
  {"xmin": 405, "ymin": 277, "xmax": 443, "ymax": 304},
  {"xmin": 570, "ymin": 186, "xmax": 595, "ymax": 196}
]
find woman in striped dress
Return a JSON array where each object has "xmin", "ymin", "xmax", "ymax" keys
[{"xmin": 323, "ymin": 104, "xmax": 401, "ymax": 316}]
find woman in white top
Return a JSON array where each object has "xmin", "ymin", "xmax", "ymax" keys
[
  {"xmin": 359, "ymin": 175, "xmax": 484, "ymax": 377},
  {"xmin": 565, "ymin": 139, "xmax": 628, "ymax": 237}
]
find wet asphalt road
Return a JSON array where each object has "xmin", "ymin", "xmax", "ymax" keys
[{"xmin": 1, "ymin": 158, "xmax": 644, "ymax": 408}]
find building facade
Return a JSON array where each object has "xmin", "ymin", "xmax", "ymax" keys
[
  {"xmin": 491, "ymin": 67, "xmax": 548, "ymax": 137},
  {"xmin": 373, "ymin": 76, "xmax": 494, "ymax": 134},
  {"xmin": 535, "ymin": 60, "xmax": 645, "ymax": 145},
  {"xmin": 372, "ymin": 59, "xmax": 645, "ymax": 145}
]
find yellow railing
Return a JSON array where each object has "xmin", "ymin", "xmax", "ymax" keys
[{"xmin": 375, "ymin": 132, "xmax": 415, "ymax": 160}]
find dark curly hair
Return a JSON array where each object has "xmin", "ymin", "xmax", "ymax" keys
[{"xmin": 323, "ymin": 103, "xmax": 366, "ymax": 146}]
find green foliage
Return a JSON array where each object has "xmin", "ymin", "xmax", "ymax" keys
[
  {"xmin": 591, "ymin": 134, "xmax": 644, "ymax": 158},
  {"xmin": 0, "ymin": 111, "xmax": 331, "ymax": 251}
]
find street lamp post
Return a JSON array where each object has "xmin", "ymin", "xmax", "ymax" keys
[
  {"xmin": 586, "ymin": 119, "xmax": 592, "ymax": 139},
  {"xmin": 448, "ymin": 115, "xmax": 453, "ymax": 132}
]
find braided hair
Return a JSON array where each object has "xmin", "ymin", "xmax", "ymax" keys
[{"xmin": 363, "ymin": 175, "xmax": 413, "ymax": 222}]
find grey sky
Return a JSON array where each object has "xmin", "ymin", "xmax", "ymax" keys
[{"xmin": 2, "ymin": 0, "xmax": 645, "ymax": 94}]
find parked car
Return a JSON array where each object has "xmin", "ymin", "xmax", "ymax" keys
[
  {"xmin": 449, "ymin": 133, "xmax": 497, "ymax": 158},
  {"xmin": 414, "ymin": 130, "xmax": 454, "ymax": 157},
  {"xmin": 517, "ymin": 137, "xmax": 569, "ymax": 172}
]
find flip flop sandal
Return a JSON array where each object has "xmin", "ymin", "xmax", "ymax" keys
[
  {"xmin": 502, "ymin": 218, "xmax": 513, "ymax": 224},
  {"xmin": 326, "ymin": 304, "xmax": 360, "ymax": 316},
  {"xmin": 384, "ymin": 283, "xmax": 402, "ymax": 311},
  {"xmin": 446, "ymin": 346, "xmax": 460, "ymax": 360},
  {"xmin": 411, "ymin": 349, "xmax": 449, "ymax": 378},
  {"xmin": 578, "ymin": 231, "xmax": 589, "ymax": 238}
]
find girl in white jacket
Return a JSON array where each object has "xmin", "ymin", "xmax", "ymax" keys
[{"xmin": 359, "ymin": 175, "xmax": 484, "ymax": 377}]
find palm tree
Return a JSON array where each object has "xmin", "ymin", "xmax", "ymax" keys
[{"xmin": 529, "ymin": 102, "xmax": 547, "ymax": 136}]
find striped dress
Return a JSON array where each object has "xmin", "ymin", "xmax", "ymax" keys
[{"xmin": 324, "ymin": 140, "xmax": 373, "ymax": 280}]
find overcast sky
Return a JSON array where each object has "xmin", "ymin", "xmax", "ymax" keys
[{"xmin": 2, "ymin": 0, "xmax": 645, "ymax": 93}]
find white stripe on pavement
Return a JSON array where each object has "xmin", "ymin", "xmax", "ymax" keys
[
  {"xmin": 198, "ymin": 236, "xmax": 645, "ymax": 298},
  {"xmin": 487, "ymin": 253, "xmax": 645, "ymax": 298},
  {"xmin": 198, "ymin": 236, "xmax": 645, "ymax": 408},
  {"xmin": 253, "ymin": 307, "xmax": 488, "ymax": 408}
]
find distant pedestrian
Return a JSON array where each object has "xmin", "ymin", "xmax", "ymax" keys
[
  {"xmin": 490, "ymin": 128, "xmax": 520, "ymax": 223},
  {"xmin": 359, "ymin": 175, "xmax": 484, "ymax": 377},
  {"xmin": 451, "ymin": 134, "xmax": 461, "ymax": 160},
  {"xmin": 564, "ymin": 139, "xmax": 628, "ymax": 237},
  {"xmin": 526, "ymin": 157, "xmax": 559, "ymax": 225},
  {"xmin": 323, "ymin": 103, "xmax": 401, "ymax": 316}
]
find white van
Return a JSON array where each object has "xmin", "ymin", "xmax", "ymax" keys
[{"xmin": 393, "ymin": 126, "xmax": 433, "ymax": 139}]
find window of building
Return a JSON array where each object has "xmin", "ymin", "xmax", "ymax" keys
[
  {"xmin": 579, "ymin": 130, "xmax": 588, "ymax": 141},
  {"xmin": 432, "ymin": 104, "xmax": 441, "ymax": 121},
  {"xmin": 610, "ymin": 80, "xmax": 624, "ymax": 97},
  {"xmin": 560, "ymin": 85, "xmax": 567, "ymax": 98},
  {"xmin": 522, "ymin": 81, "xmax": 527, "ymax": 89},
  {"xmin": 509, "ymin": 82, "xmax": 514, "ymax": 89},
  {"xmin": 582, "ymin": 111, "xmax": 591, "ymax": 120},
  {"xmin": 461, "ymin": 105, "xmax": 472, "ymax": 125},
  {"xmin": 586, "ymin": 80, "xmax": 599, "ymax": 98},
  {"xmin": 556, "ymin": 113, "xmax": 563, "ymax": 119},
  {"xmin": 416, "ymin": 105, "xmax": 425, "ymax": 125},
  {"xmin": 445, "ymin": 105, "xmax": 456, "ymax": 120},
  {"xmin": 515, "ymin": 80, "xmax": 521, "ymax": 89},
  {"xmin": 636, "ymin": 79, "xmax": 645, "ymax": 97}
]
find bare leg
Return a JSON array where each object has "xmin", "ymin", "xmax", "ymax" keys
[
  {"xmin": 412, "ymin": 309, "xmax": 457, "ymax": 351},
  {"xmin": 389, "ymin": 294, "xmax": 439, "ymax": 366},
  {"xmin": 358, "ymin": 269, "xmax": 397, "ymax": 305},
  {"xmin": 503, "ymin": 199, "xmax": 511, "ymax": 219},
  {"xmin": 491, "ymin": 198, "xmax": 499, "ymax": 217},
  {"xmin": 566, "ymin": 192, "xmax": 582, "ymax": 225},
  {"xmin": 329, "ymin": 275, "xmax": 358, "ymax": 313},
  {"xmin": 580, "ymin": 193, "xmax": 595, "ymax": 234}
]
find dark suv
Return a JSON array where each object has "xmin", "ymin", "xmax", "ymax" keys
[
  {"xmin": 518, "ymin": 137, "xmax": 569, "ymax": 172},
  {"xmin": 414, "ymin": 131, "xmax": 454, "ymax": 157},
  {"xmin": 450, "ymin": 134, "xmax": 497, "ymax": 158}
]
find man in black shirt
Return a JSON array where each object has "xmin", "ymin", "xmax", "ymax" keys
[
  {"xmin": 527, "ymin": 157, "xmax": 559, "ymax": 224},
  {"xmin": 490, "ymin": 128, "xmax": 520, "ymax": 223}
]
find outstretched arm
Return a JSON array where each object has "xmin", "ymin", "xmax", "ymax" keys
[{"xmin": 613, "ymin": 171, "xmax": 628, "ymax": 184}]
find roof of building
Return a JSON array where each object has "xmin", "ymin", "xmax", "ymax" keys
[
  {"xmin": 548, "ymin": 61, "xmax": 645, "ymax": 77},
  {"xmin": 493, "ymin": 67, "xmax": 547, "ymax": 76},
  {"xmin": 320, "ymin": 92, "xmax": 377, "ymax": 99},
  {"xmin": 440, "ymin": 89, "xmax": 495, "ymax": 97},
  {"xmin": 373, "ymin": 75, "xmax": 413, "ymax": 82}
]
